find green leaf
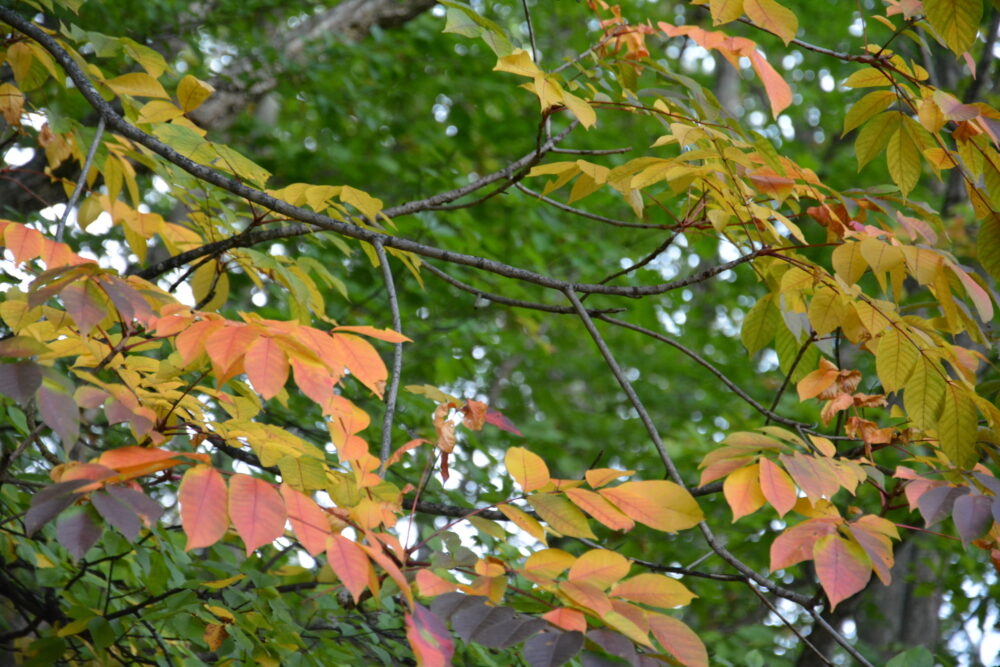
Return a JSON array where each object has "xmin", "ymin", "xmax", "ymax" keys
[
  {"xmin": 978, "ymin": 213, "xmax": 1000, "ymax": 282},
  {"xmin": 938, "ymin": 383, "xmax": 979, "ymax": 468},
  {"xmin": 855, "ymin": 111, "xmax": 902, "ymax": 170},
  {"xmin": 741, "ymin": 294, "xmax": 778, "ymax": 355},
  {"xmin": 924, "ymin": 0, "xmax": 983, "ymax": 54},
  {"xmin": 843, "ymin": 90, "xmax": 896, "ymax": 135}
]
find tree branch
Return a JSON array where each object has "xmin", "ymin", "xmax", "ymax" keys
[{"xmin": 375, "ymin": 241, "xmax": 403, "ymax": 473}]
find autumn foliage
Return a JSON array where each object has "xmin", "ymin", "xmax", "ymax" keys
[{"xmin": 0, "ymin": 0, "xmax": 999, "ymax": 665}]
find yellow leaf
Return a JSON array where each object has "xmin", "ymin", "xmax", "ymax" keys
[
  {"xmin": 105, "ymin": 72, "xmax": 169, "ymax": 99},
  {"xmin": 832, "ymin": 242, "xmax": 867, "ymax": 284},
  {"xmin": 599, "ymin": 481, "xmax": 703, "ymax": 532},
  {"xmin": 561, "ymin": 89, "xmax": 597, "ymax": 129},
  {"xmin": 743, "ymin": 0, "xmax": 798, "ymax": 44},
  {"xmin": 610, "ymin": 573, "xmax": 696, "ymax": 608},
  {"xmin": 527, "ymin": 493, "xmax": 596, "ymax": 539},
  {"xmin": 505, "ymin": 446, "xmax": 551, "ymax": 492},
  {"xmin": 886, "ymin": 126, "xmax": 921, "ymax": 197},
  {"xmin": 709, "ymin": 0, "xmax": 745, "ymax": 25},
  {"xmin": 843, "ymin": 90, "xmax": 896, "ymax": 135},
  {"xmin": 177, "ymin": 74, "xmax": 215, "ymax": 112},
  {"xmin": 498, "ymin": 503, "xmax": 547, "ymax": 544},
  {"xmin": 524, "ymin": 547, "xmax": 576, "ymax": 579},
  {"xmin": 843, "ymin": 67, "xmax": 895, "ymax": 88},
  {"xmin": 567, "ymin": 548, "xmax": 631, "ymax": 590},
  {"xmin": 204, "ymin": 604, "xmax": 235, "ymax": 622},
  {"xmin": 876, "ymin": 327, "xmax": 919, "ymax": 393},
  {"xmin": 493, "ymin": 49, "xmax": 540, "ymax": 77},
  {"xmin": 938, "ymin": 382, "xmax": 979, "ymax": 468},
  {"xmin": 924, "ymin": 0, "xmax": 983, "ymax": 54}
]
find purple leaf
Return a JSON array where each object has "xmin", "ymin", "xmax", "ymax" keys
[
  {"xmin": 37, "ymin": 382, "xmax": 80, "ymax": 451},
  {"xmin": 917, "ymin": 485, "xmax": 968, "ymax": 526},
  {"xmin": 586, "ymin": 629, "xmax": 636, "ymax": 662},
  {"xmin": 523, "ymin": 630, "xmax": 584, "ymax": 667},
  {"xmin": 953, "ymin": 493, "xmax": 993, "ymax": 545},
  {"xmin": 0, "ymin": 361, "xmax": 42, "ymax": 404},
  {"xmin": 91, "ymin": 490, "xmax": 141, "ymax": 541},
  {"xmin": 452, "ymin": 601, "xmax": 515, "ymax": 642},
  {"xmin": 25, "ymin": 479, "xmax": 92, "ymax": 535},
  {"xmin": 106, "ymin": 486, "xmax": 164, "ymax": 525},
  {"xmin": 56, "ymin": 509, "xmax": 102, "ymax": 560}
]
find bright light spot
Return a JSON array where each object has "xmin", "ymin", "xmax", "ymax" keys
[
  {"xmin": 820, "ymin": 72, "xmax": 835, "ymax": 92},
  {"xmin": 472, "ymin": 346, "xmax": 486, "ymax": 360},
  {"xmin": 718, "ymin": 239, "xmax": 740, "ymax": 262},
  {"xmin": 445, "ymin": 125, "xmax": 458, "ymax": 137},
  {"xmin": 3, "ymin": 146, "xmax": 34, "ymax": 166},
  {"xmin": 251, "ymin": 290, "xmax": 268, "ymax": 307},
  {"xmin": 848, "ymin": 17, "xmax": 865, "ymax": 37},
  {"xmin": 778, "ymin": 115, "xmax": 795, "ymax": 139},
  {"xmin": 152, "ymin": 175, "xmax": 171, "ymax": 194},
  {"xmin": 748, "ymin": 111, "xmax": 766, "ymax": 127}
]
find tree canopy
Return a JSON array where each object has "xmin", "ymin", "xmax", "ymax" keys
[{"xmin": 0, "ymin": 0, "xmax": 998, "ymax": 664}]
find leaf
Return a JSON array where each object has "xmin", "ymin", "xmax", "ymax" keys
[
  {"xmin": 523, "ymin": 548, "xmax": 577, "ymax": 580},
  {"xmin": 758, "ymin": 457, "xmax": 797, "ymax": 517},
  {"xmin": 978, "ymin": 214, "xmax": 1000, "ymax": 283},
  {"xmin": 886, "ymin": 125, "xmax": 921, "ymax": 197},
  {"xmin": 567, "ymin": 549, "xmax": 630, "ymax": 590},
  {"xmin": 741, "ymin": 294, "xmax": 777, "ymax": 355},
  {"xmin": 938, "ymin": 383, "xmax": 978, "ymax": 468},
  {"xmin": 56, "ymin": 508, "xmax": 102, "ymax": 560},
  {"xmin": 904, "ymin": 357, "xmax": 946, "ymax": 431},
  {"xmin": 723, "ymin": 463, "xmax": 766, "ymax": 521},
  {"xmin": 179, "ymin": 465, "xmax": 229, "ymax": 551},
  {"xmin": 527, "ymin": 493, "xmax": 596, "ymax": 539},
  {"xmin": 563, "ymin": 487, "xmax": 634, "ymax": 532},
  {"xmin": 331, "ymin": 333, "xmax": 387, "ymax": 397},
  {"xmin": 405, "ymin": 604, "xmax": 455, "ymax": 667},
  {"xmin": 600, "ymin": 481, "xmax": 703, "ymax": 532},
  {"xmin": 522, "ymin": 630, "xmax": 583, "ymax": 667},
  {"xmin": 25, "ymin": 478, "xmax": 93, "ymax": 535},
  {"xmin": 770, "ymin": 518, "xmax": 841, "ymax": 570},
  {"xmin": 542, "ymin": 608, "xmax": 586, "ymax": 632},
  {"xmin": 917, "ymin": 485, "xmax": 968, "ymax": 526},
  {"xmin": 104, "ymin": 72, "xmax": 169, "ymax": 99},
  {"xmin": 176, "ymin": 74, "xmax": 215, "ymax": 112},
  {"xmin": 887, "ymin": 647, "xmax": 935, "ymax": 667},
  {"xmin": 91, "ymin": 490, "xmax": 141, "ymax": 541},
  {"xmin": 37, "ymin": 380, "xmax": 79, "ymax": 450},
  {"xmin": 244, "ymin": 336, "xmax": 289, "ymax": 399},
  {"xmin": 876, "ymin": 328, "xmax": 918, "ymax": 393},
  {"xmin": 280, "ymin": 484, "xmax": 330, "ymax": 556},
  {"xmin": 647, "ymin": 614, "xmax": 709, "ymax": 667},
  {"xmin": 228, "ymin": 473, "xmax": 286, "ymax": 555},
  {"xmin": 952, "ymin": 493, "xmax": 993, "ymax": 545},
  {"xmin": 748, "ymin": 50, "xmax": 792, "ymax": 118},
  {"xmin": 610, "ymin": 573, "xmax": 696, "ymax": 609},
  {"xmin": 832, "ymin": 242, "xmax": 867, "ymax": 284},
  {"xmin": 813, "ymin": 534, "xmax": 871, "ymax": 610},
  {"xmin": 332, "ymin": 325, "xmax": 411, "ymax": 343},
  {"xmin": 0, "ymin": 361, "xmax": 42, "ymax": 404},
  {"xmin": 205, "ymin": 325, "xmax": 259, "ymax": 374},
  {"xmin": 497, "ymin": 503, "xmax": 547, "ymax": 543},
  {"xmin": 327, "ymin": 534, "xmax": 370, "ymax": 604},
  {"xmin": 709, "ymin": 0, "xmax": 745, "ymax": 25},
  {"xmin": 743, "ymin": 0, "xmax": 798, "ymax": 44},
  {"xmin": 923, "ymin": 0, "xmax": 983, "ymax": 54},
  {"xmin": 4, "ymin": 223, "xmax": 44, "ymax": 264},
  {"xmin": 584, "ymin": 468, "xmax": 634, "ymax": 489},
  {"xmin": 505, "ymin": 447, "xmax": 551, "ymax": 492},
  {"xmin": 843, "ymin": 90, "xmax": 897, "ymax": 135},
  {"xmin": 485, "ymin": 408, "xmax": 523, "ymax": 436},
  {"xmin": 61, "ymin": 280, "xmax": 108, "ymax": 335}
]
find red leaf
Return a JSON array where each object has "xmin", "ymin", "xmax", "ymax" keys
[
  {"xmin": 280, "ymin": 484, "xmax": 330, "ymax": 556},
  {"xmin": 770, "ymin": 517, "xmax": 841, "ymax": 571},
  {"xmin": 243, "ymin": 335, "xmax": 289, "ymax": 399},
  {"xmin": 484, "ymin": 408, "xmax": 522, "ymax": 436},
  {"xmin": 228, "ymin": 473, "xmax": 286, "ymax": 555},
  {"xmin": 327, "ymin": 534, "xmax": 371, "ymax": 604},
  {"xmin": 179, "ymin": 465, "xmax": 229, "ymax": 550}
]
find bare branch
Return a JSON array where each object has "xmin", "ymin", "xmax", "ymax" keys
[
  {"xmin": 56, "ymin": 117, "xmax": 104, "ymax": 242},
  {"xmin": 375, "ymin": 241, "xmax": 403, "ymax": 474},
  {"xmin": 515, "ymin": 183, "xmax": 671, "ymax": 229}
]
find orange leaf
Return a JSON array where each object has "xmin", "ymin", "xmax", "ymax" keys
[
  {"xmin": 360, "ymin": 539, "xmax": 413, "ymax": 606},
  {"xmin": 559, "ymin": 580, "xmax": 612, "ymax": 616},
  {"xmin": 332, "ymin": 325, "xmax": 411, "ymax": 343},
  {"xmin": 723, "ymin": 463, "xmax": 766, "ymax": 521},
  {"xmin": 542, "ymin": 607, "xmax": 587, "ymax": 632},
  {"xmin": 175, "ymin": 318, "xmax": 224, "ymax": 365},
  {"xmin": 797, "ymin": 360, "xmax": 839, "ymax": 400},
  {"xmin": 813, "ymin": 534, "xmax": 871, "ymax": 609},
  {"xmin": 584, "ymin": 467, "xmax": 634, "ymax": 489},
  {"xmin": 610, "ymin": 573, "xmax": 696, "ymax": 609},
  {"xmin": 415, "ymin": 569, "xmax": 456, "ymax": 597},
  {"xmin": 205, "ymin": 325, "xmax": 260, "ymax": 374},
  {"xmin": 289, "ymin": 356, "xmax": 336, "ymax": 405},
  {"xmin": 563, "ymin": 487, "xmax": 635, "ymax": 532},
  {"xmin": 527, "ymin": 493, "xmax": 596, "ymax": 539},
  {"xmin": 280, "ymin": 484, "xmax": 330, "ymax": 556},
  {"xmin": 758, "ymin": 457, "xmax": 797, "ymax": 517},
  {"xmin": 4, "ymin": 224, "xmax": 44, "ymax": 264},
  {"xmin": 331, "ymin": 333, "xmax": 387, "ymax": 397},
  {"xmin": 405, "ymin": 603, "xmax": 454, "ymax": 667},
  {"xmin": 327, "ymin": 534, "xmax": 371, "ymax": 604},
  {"xmin": 385, "ymin": 438, "xmax": 429, "ymax": 468},
  {"xmin": 769, "ymin": 517, "xmax": 841, "ymax": 570},
  {"xmin": 779, "ymin": 453, "xmax": 841, "ymax": 501},
  {"xmin": 749, "ymin": 50, "xmax": 793, "ymax": 117},
  {"xmin": 648, "ymin": 614, "xmax": 709, "ymax": 667},
  {"xmin": 505, "ymin": 446, "xmax": 551, "ymax": 492},
  {"xmin": 599, "ymin": 481, "xmax": 703, "ymax": 532},
  {"xmin": 567, "ymin": 548, "xmax": 630, "ymax": 590},
  {"xmin": 228, "ymin": 473, "xmax": 286, "ymax": 556},
  {"xmin": 179, "ymin": 465, "xmax": 228, "ymax": 550},
  {"xmin": 243, "ymin": 336, "xmax": 289, "ymax": 399}
]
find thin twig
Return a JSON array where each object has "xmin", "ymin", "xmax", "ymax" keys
[
  {"xmin": 375, "ymin": 241, "xmax": 403, "ymax": 474},
  {"xmin": 746, "ymin": 585, "xmax": 833, "ymax": 666},
  {"xmin": 765, "ymin": 334, "xmax": 815, "ymax": 425},
  {"xmin": 56, "ymin": 117, "xmax": 104, "ymax": 242},
  {"xmin": 550, "ymin": 146, "xmax": 632, "ymax": 155},
  {"xmin": 809, "ymin": 607, "xmax": 875, "ymax": 667},
  {"xmin": 516, "ymin": 183, "xmax": 671, "ymax": 229},
  {"xmin": 521, "ymin": 0, "xmax": 539, "ymax": 64}
]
